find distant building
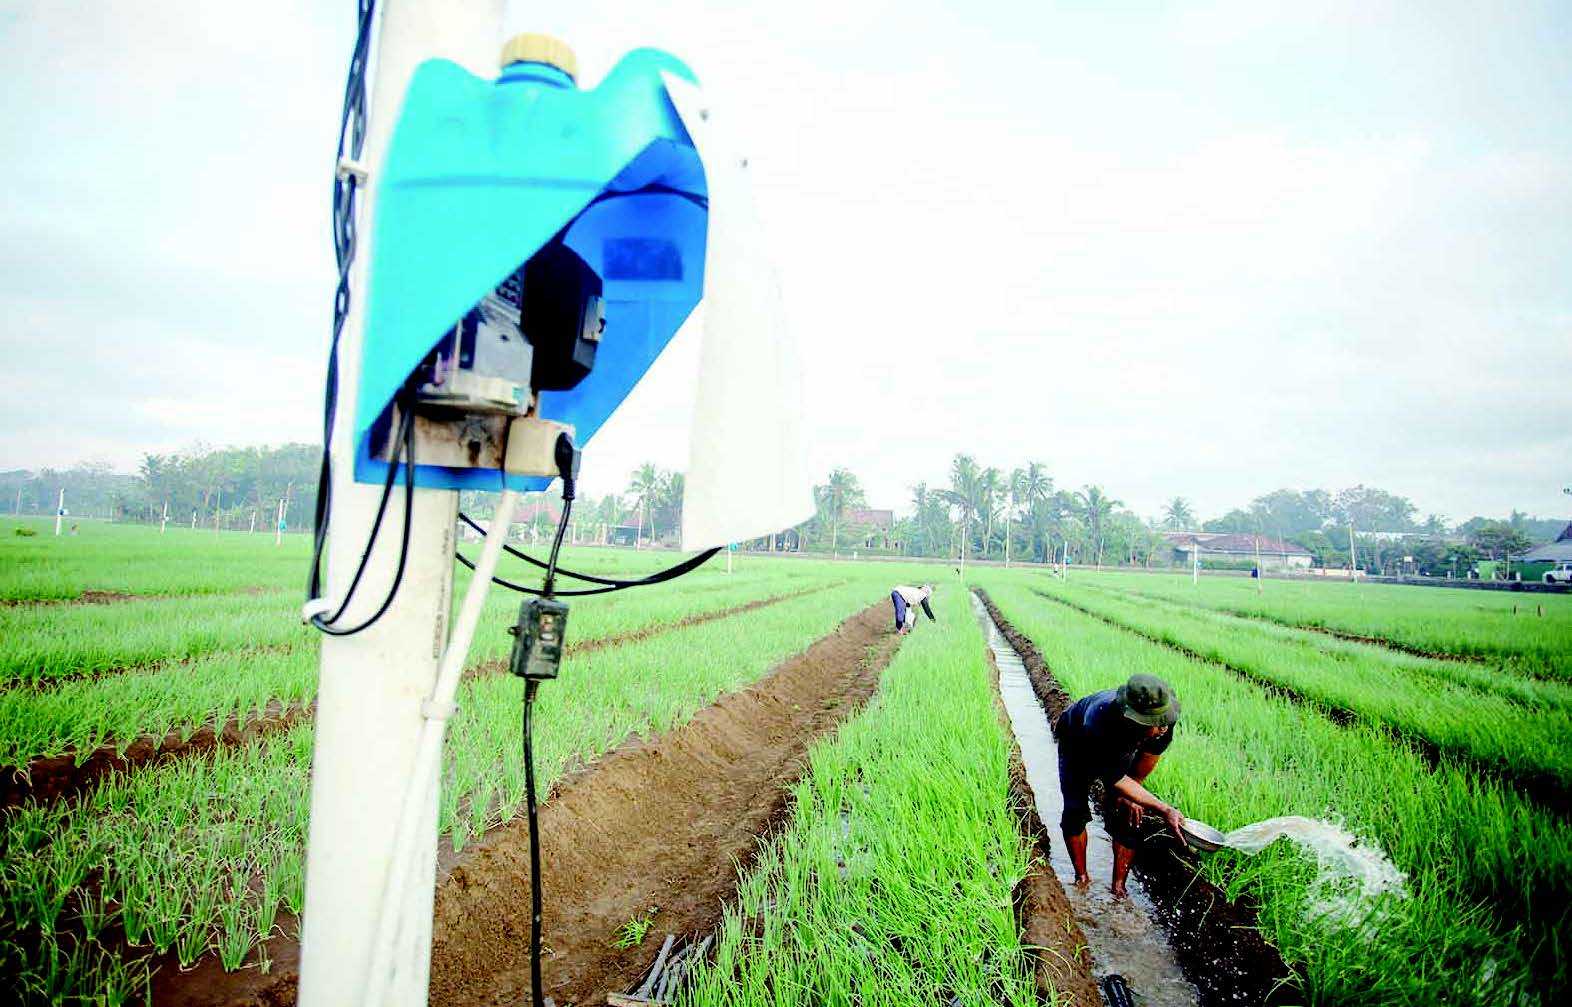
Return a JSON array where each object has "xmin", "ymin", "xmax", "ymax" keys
[
  {"xmin": 1166, "ymin": 532, "xmax": 1313, "ymax": 571},
  {"xmin": 847, "ymin": 508, "xmax": 895, "ymax": 549},
  {"xmin": 1513, "ymin": 522, "xmax": 1572, "ymax": 580}
]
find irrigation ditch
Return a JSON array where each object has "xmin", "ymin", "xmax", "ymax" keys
[
  {"xmin": 152, "ymin": 602, "xmax": 902, "ymax": 1006},
  {"xmin": 0, "ymin": 586, "xmax": 834, "ymax": 813},
  {"xmin": 974, "ymin": 588, "xmax": 1302, "ymax": 1007},
  {"xmin": 1029, "ymin": 586, "xmax": 1571, "ymax": 817}
]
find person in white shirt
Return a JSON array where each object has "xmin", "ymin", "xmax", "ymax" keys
[{"xmin": 890, "ymin": 583, "xmax": 936, "ymax": 634}]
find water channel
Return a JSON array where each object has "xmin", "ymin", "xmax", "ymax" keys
[{"xmin": 973, "ymin": 592, "xmax": 1199, "ymax": 1007}]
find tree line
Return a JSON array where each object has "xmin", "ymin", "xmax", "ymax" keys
[{"xmin": 3, "ymin": 446, "xmax": 1562, "ymax": 575}]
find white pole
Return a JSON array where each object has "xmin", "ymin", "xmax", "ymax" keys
[
  {"xmin": 297, "ymin": 5, "xmax": 504, "ymax": 1007},
  {"xmin": 214, "ymin": 489, "xmax": 222, "ymax": 533},
  {"xmin": 54, "ymin": 488, "xmax": 64, "ymax": 535},
  {"xmin": 160, "ymin": 499, "xmax": 169, "ymax": 534},
  {"xmin": 276, "ymin": 497, "xmax": 286, "ymax": 545}
]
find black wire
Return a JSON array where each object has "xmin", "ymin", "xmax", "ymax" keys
[
  {"xmin": 321, "ymin": 402, "xmax": 413, "ymax": 625},
  {"xmin": 523, "ymin": 677, "xmax": 544, "ymax": 1007},
  {"xmin": 542, "ymin": 498, "xmax": 573, "ymax": 597},
  {"xmin": 457, "ymin": 512, "xmax": 720, "ymax": 590},
  {"xmin": 311, "ymin": 398, "xmax": 417, "ymax": 636},
  {"xmin": 308, "ymin": 0, "xmax": 377, "ymax": 609}
]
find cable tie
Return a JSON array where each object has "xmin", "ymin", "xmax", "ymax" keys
[
  {"xmin": 301, "ymin": 597, "xmax": 335, "ymax": 624},
  {"xmin": 336, "ymin": 157, "xmax": 369, "ymax": 183}
]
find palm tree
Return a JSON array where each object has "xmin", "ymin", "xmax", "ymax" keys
[
  {"xmin": 814, "ymin": 468, "xmax": 864, "ymax": 554},
  {"xmin": 979, "ymin": 467, "xmax": 1002, "ymax": 559},
  {"xmin": 627, "ymin": 463, "xmax": 664, "ymax": 548},
  {"xmin": 1162, "ymin": 496, "xmax": 1196, "ymax": 531},
  {"xmin": 1004, "ymin": 468, "xmax": 1025, "ymax": 566},
  {"xmin": 1076, "ymin": 485, "xmax": 1122, "ymax": 568},
  {"xmin": 936, "ymin": 454, "xmax": 982, "ymax": 568}
]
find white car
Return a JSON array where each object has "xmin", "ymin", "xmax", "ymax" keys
[{"xmin": 1545, "ymin": 561, "xmax": 1572, "ymax": 585}]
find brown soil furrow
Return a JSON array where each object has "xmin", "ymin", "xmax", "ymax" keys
[
  {"xmin": 1031, "ymin": 587, "xmax": 1572, "ymax": 817},
  {"xmin": 150, "ymin": 600, "xmax": 899, "ymax": 1007},
  {"xmin": 6, "ymin": 588, "xmax": 832, "ymax": 813},
  {"xmin": 1, "ymin": 586, "xmax": 276, "ymax": 608},
  {"xmin": 974, "ymin": 589, "xmax": 1301, "ymax": 1007},
  {"xmin": 0, "ymin": 698, "xmax": 316, "ymax": 810}
]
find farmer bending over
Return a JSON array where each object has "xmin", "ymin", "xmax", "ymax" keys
[
  {"xmin": 890, "ymin": 583, "xmax": 935, "ymax": 634},
  {"xmin": 1055, "ymin": 673, "xmax": 1185, "ymax": 898}
]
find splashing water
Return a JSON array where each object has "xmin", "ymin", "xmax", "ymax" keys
[{"xmin": 1221, "ymin": 816, "xmax": 1406, "ymax": 922}]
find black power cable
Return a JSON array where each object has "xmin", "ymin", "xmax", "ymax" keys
[
  {"xmin": 521, "ymin": 677, "xmax": 544, "ymax": 1007},
  {"xmin": 456, "ymin": 512, "xmax": 719, "ymax": 596},
  {"xmin": 312, "ymin": 397, "xmax": 417, "ymax": 636}
]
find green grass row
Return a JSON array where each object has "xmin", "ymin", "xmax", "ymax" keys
[
  {"xmin": 0, "ymin": 571, "xmax": 839, "ymax": 768},
  {"xmin": 0, "ymin": 518, "xmax": 311, "ymax": 600},
  {"xmin": 0, "ymin": 558, "xmax": 823, "ymax": 687},
  {"xmin": 977, "ymin": 574, "xmax": 1569, "ymax": 1007},
  {"xmin": 1034, "ymin": 577, "xmax": 1572, "ymax": 795},
  {"xmin": 0, "ymin": 579, "xmax": 886, "ymax": 1005},
  {"xmin": 1080, "ymin": 569, "xmax": 1572, "ymax": 681},
  {"xmin": 680, "ymin": 588, "xmax": 1041, "ymax": 1006}
]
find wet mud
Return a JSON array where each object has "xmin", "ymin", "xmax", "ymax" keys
[
  {"xmin": 975, "ymin": 589, "xmax": 1302, "ymax": 1007},
  {"xmin": 152, "ymin": 601, "xmax": 899, "ymax": 1006}
]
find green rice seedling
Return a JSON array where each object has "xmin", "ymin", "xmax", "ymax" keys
[
  {"xmin": 0, "ymin": 589, "xmax": 306, "ymax": 685},
  {"xmin": 977, "ymin": 575, "xmax": 1570, "ymax": 1006},
  {"xmin": 1077, "ymin": 568, "xmax": 1572, "ymax": 681},
  {"xmin": 0, "ymin": 574, "xmax": 882, "ymax": 1002},
  {"xmin": 0, "ymin": 568, "xmax": 839, "ymax": 771},
  {"xmin": 680, "ymin": 589, "xmax": 1039, "ymax": 1006},
  {"xmin": 0, "ymin": 518, "xmax": 311, "ymax": 601},
  {"xmin": 612, "ymin": 910, "xmax": 656, "ymax": 949},
  {"xmin": 1033, "ymin": 577, "xmax": 1572, "ymax": 793},
  {"xmin": 439, "ymin": 580, "xmax": 888, "ymax": 846}
]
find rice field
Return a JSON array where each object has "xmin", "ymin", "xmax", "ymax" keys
[
  {"xmin": 973, "ymin": 568, "xmax": 1572, "ymax": 1006},
  {"xmin": 2, "ymin": 523, "xmax": 1567, "ymax": 1005}
]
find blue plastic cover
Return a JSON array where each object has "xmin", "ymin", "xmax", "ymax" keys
[{"xmin": 356, "ymin": 50, "xmax": 708, "ymax": 490}]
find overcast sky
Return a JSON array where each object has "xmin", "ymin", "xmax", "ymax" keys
[{"xmin": 2, "ymin": 0, "xmax": 1568, "ymax": 524}]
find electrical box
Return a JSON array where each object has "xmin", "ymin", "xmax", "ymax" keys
[
  {"xmin": 509, "ymin": 597, "xmax": 570, "ymax": 680},
  {"xmin": 355, "ymin": 47, "xmax": 709, "ymax": 494}
]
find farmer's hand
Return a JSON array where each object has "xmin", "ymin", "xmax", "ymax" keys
[
  {"xmin": 1116, "ymin": 796, "xmax": 1143, "ymax": 831},
  {"xmin": 1160, "ymin": 804, "xmax": 1186, "ymax": 842}
]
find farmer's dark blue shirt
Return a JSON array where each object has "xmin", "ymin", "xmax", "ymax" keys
[{"xmin": 1056, "ymin": 688, "xmax": 1173, "ymax": 788}]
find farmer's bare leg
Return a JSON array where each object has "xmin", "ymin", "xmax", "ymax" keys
[
  {"xmin": 1110, "ymin": 838, "xmax": 1136, "ymax": 898},
  {"xmin": 1064, "ymin": 829, "xmax": 1091, "ymax": 886}
]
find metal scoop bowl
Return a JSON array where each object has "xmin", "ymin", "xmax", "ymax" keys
[{"xmin": 1181, "ymin": 819, "xmax": 1227, "ymax": 853}]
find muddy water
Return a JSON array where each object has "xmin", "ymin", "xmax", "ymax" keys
[{"xmin": 974, "ymin": 595, "xmax": 1199, "ymax": 1007}]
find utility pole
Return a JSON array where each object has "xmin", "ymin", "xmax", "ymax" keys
[
  {"xmin": 1348, "ymin": 524, "xmax": 1357, "ymax": 580},
  {"xmin": 161, "ymin": 499, "xmax": 169, "ymax": 534},
  {"xmin": 297, "ymin": 6, "xmax": 505, "ymax": 1007},
  {"xmin": 54, "ymin": 488, "xmax": 64, "ymax": 535},
  {"xmin": 1254, "ymin": 533, "xmax": 1263, "ymax": 594}
]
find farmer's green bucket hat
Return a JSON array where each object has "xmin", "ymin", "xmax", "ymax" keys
[{"xmin": 1118, "ymin": 673, "xmax": 1179, "ymax": 727}]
